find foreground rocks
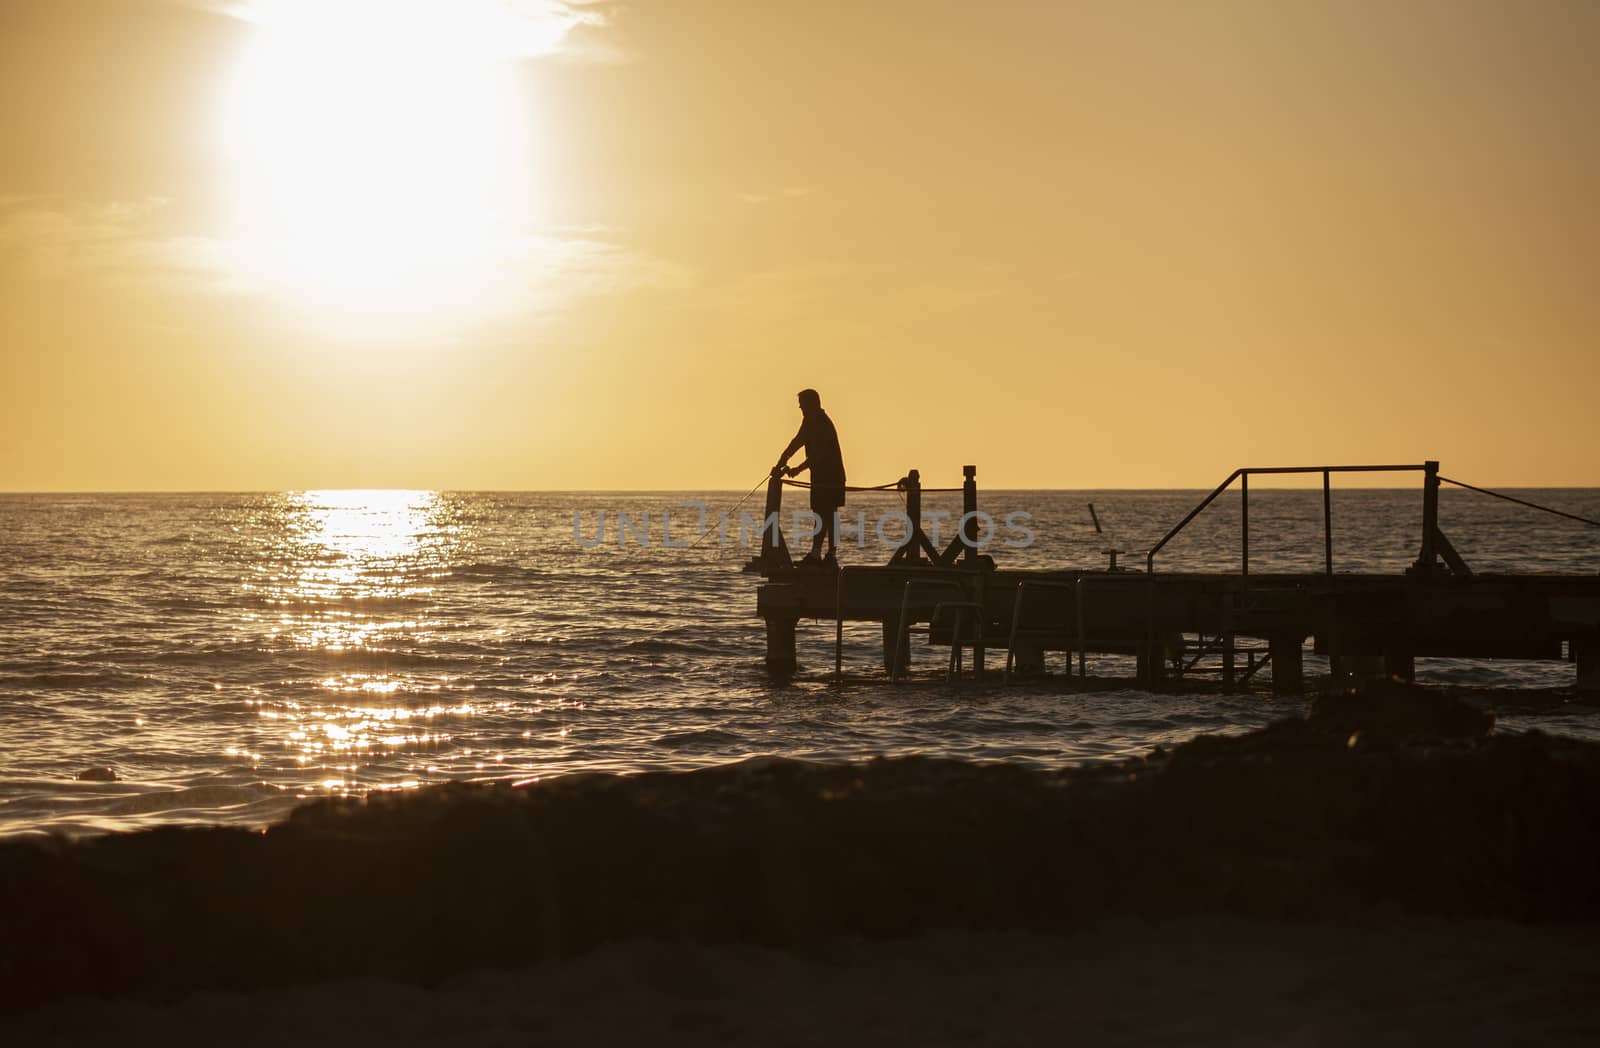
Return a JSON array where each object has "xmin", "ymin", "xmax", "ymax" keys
[{"xmin": 2, "ymin": 684, "xmax": 1598, "ymax": 1012}]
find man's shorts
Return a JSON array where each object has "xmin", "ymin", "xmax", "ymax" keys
[{"xmin": 809, "ymin": 485, "xmax": 846, "ymax": 515}]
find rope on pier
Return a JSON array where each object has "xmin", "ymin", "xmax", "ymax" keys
[
  {"xmin": 780, "ymin": 478, "xmax": 966, "ymax": 493},
  {"xmin": 1439, "ymin": 476, "xmax": 1600, "ymax": 529}
]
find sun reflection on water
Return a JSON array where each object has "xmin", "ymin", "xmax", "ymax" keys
[
  {"xmin": 230, "ymin": 489, "xmax": 490, "ymax": 795},
  {"xmin": 212, "ymin": 490, "xmax": 589, "ymax": 805},
  {"xmin": 241, "ymin": 489, "xmax": 448, "ymax": 650}
]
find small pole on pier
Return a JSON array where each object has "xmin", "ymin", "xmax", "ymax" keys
[
  {"xmin": 904, "ymin": 469, "xmax": 923, "ymax": 563},
  {"xmin": 1418, "ymin": 460, "xmax": 1440, "ymax": 578},
  {"xmin": 1075, "ymin": 576, "xmax": 1087, "ymax": 678},
  {"xmin": 1240, "ymin": 473, "xmax": 1250, "ymax": 581},
  {"xmin": 1323, "ymin": 470, "xmax": 1334, "ymax": 577}
]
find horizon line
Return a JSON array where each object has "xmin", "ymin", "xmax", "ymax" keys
[{"xmin": 5, "ymin": 484, "xmax": 1600, "ymax": 496}]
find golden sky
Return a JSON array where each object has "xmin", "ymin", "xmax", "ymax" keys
[{"xmin": 1, "ymin": 0, "xmax": 1595, "ymax": 490}]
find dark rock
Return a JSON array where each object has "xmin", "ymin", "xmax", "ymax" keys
[
  {"xmin": 3, "ymin": 693, "xmax": 1598, "ymax": 1013},
  {"xmin": 74, "ymin": 767, "xmax": 118, "ymax": 782},
  {"xmin": 1309, "ymin": 679, "xmax": 1494, "ymax": 742}
]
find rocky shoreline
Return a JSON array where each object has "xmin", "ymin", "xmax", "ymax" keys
[{"xmin": 3, "ymin": 684, "xmax": 1598, "ymax": 1014}]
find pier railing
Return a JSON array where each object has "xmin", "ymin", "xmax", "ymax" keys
[{"xmin": 1145, "ymin": 461, "xmax": 1442, "ymax": 578}]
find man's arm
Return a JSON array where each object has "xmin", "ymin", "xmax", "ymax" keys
[{"xmin": 775, "ymin": 424, "xmax": 806, "ymax": 470}]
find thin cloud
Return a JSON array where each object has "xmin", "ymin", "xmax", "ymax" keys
[
  {"xmin": 0, "ymin": 197, "xmax": 230, "ymax": 291},
  {"xmin": 178, "ymin": 0, "xmax": 617, "ymax": 59},
  {"xmin": 742, "ymin": 185, "xmax": 817, "ymax": 205},
  {"xmin": 0, "ymin": 197, "xmax": 693, "ymax": 325}
]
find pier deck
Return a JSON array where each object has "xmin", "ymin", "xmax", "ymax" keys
[{"xmin": 749, "ymin": 462, "xmax": 1600, "ymax": 692}]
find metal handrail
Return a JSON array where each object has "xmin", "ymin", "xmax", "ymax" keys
[
  {"xmin": 1002, "ymin": 574, "xmax": 1150, "ymax": 683},
  {"xmin": 1003, "ymin": 579, "xmax": 1077, "ymax": 684},
  {"xmin": 1144, "ymin": 463, "xmax": 1435, "ymax": 576},
  {"xmin": 891, "ymin": 577, "xmax": 972, "ymax": 682},
  {"xmin": 834, "ymin": 565, "xmax": 979, "ymax": 681},
  {"xmin": 930, "ymin": 601, "xmax": 985, "ymax": 681}
]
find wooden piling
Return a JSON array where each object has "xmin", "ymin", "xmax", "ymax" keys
[
  {"xmin": 1270, "ymin": 634, "xmax": 1304, "ymax": 695},
  {"xmin": 1578, "ymin": 636, "xmax": 1600, "ymax": 694},
  {"xmin": 766, "ymin": 615, "xmax": 797, "ymax": 676},
  {"xmin": 1136, "ymin": 636, "xmax": 1164, "ymax": 688},
  {"xmin": 1384, "ymin": 651, "xmax": 1416, "ymax": 682}
]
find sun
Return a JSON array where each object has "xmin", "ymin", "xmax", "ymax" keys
[{"xmin": 219, "ymin": 1, "xmax": 540, "ymax": 320}]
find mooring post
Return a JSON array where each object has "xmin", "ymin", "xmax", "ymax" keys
[
  {"xmin": 759, "ymin": 468, "xmax": 791, "ymax": 573},
  {"xmin": 765, "ymin": 615, "xmax": 797, "ymax": 676},
  {"xmin": 961, "ymin": 464, "xmax": 978, "ymax": 563},
  {"xmin": 1269, "ymin": 634, "xmax": 1304, "ymax": 695},
  {"xmin": 1418, "ymin": 460, "xmax": 1440, "ymax": 577}
]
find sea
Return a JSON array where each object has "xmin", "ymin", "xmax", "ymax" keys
[{"xmin": 3, "ymin": 486, "xmax": 1598, "ymax": 839}]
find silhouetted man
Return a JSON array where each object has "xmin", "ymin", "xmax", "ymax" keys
[{"xmin": 775, "ymin": 389, "xmax": 846, "ymax": 567}]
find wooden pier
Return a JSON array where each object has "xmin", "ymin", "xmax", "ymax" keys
[{"xmin": 750, "ymin": 462, "xmax": 1600, "ymax": 693}]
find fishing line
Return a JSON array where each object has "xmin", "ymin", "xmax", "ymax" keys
[{"xmin": 691, "ymin": 473, "xmax": 771, "ymax": 554}]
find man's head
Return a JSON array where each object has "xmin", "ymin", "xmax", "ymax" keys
[{"xmin": 797, "ymin": 389, "xmax": 822, "ymax": 414}]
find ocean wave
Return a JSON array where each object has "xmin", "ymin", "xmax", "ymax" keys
[
  {"xmin": 0, "ymin": 671, "xmax": 159, "ymax": 691},
  {"xmin": 651, "ymin": 728, "xmax": 745, "ymax": 750},
  {"xmin": 445, "ymin": 562, "xmax": 550, "ymax": 581},
  {"xmin": 96, "ymin": 783, "xmax": 287, "ymax": 817}
]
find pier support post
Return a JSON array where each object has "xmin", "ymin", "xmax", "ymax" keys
[
  {"xmin": 1340, "ymin": 655, "xmax": 1388, "ymax": 684},
  {"xmin": 1136, "ymin": 638, "xmax": 1164, "ymax": 688},
  {"xmin": 1269, "ymin": 634, "xmax": 1304, "ymax": 695},
  {"xmin": 1221, "ymin": 594, "xmax": 1237, "ymax": 691},
  {"xmin": 765, "ymin": 615, "xmax": 797, "ymax": 676},
  {"xmin": 882, "ymin": 619, "xmax": 910, "ymax": 677},
  {"xmin": 1011, "ymin": 642, "xmax": 1045, "ymax": 678},
  {"xmin": 1384, "ymin": 651, "xmax": 1416, "ymax": 682},
  {"xmin": 1577, "ymin": 638, "xmax": 1600, "ymax": 694}
]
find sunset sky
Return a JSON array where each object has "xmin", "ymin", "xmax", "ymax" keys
[{"xmin": 1, "ymin": 0, "xmax": 1595, "ymax": 491}]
